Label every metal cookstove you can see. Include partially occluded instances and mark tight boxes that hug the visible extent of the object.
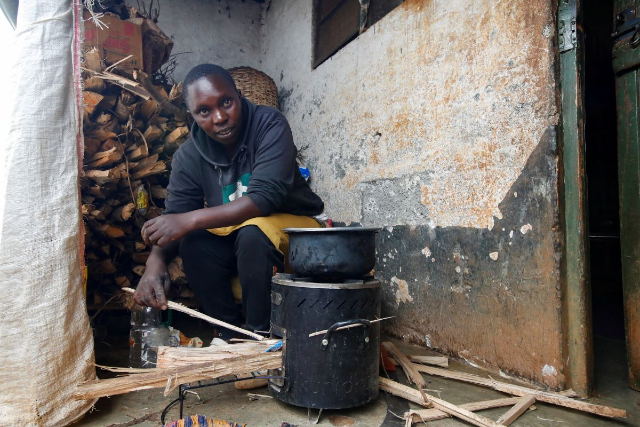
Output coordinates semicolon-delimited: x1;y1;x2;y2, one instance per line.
268;273;381;421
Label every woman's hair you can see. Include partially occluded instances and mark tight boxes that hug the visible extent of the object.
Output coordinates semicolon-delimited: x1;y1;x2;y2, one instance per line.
183;64;238;104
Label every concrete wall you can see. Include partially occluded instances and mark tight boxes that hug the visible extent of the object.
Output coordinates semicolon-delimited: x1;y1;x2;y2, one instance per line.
261;0;564;388
151;0;264;83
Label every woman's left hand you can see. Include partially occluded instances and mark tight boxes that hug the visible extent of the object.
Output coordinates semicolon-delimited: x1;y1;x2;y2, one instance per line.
141;212;194;247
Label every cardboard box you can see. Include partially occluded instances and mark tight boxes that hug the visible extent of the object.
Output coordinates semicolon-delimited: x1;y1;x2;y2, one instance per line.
83;12;143;72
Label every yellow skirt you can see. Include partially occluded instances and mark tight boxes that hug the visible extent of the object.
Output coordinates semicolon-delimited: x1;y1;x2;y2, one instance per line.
208;213;322;300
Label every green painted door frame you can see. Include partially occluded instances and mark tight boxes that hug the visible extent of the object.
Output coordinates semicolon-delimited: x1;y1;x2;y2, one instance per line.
559;0;594;398
612;0;640;392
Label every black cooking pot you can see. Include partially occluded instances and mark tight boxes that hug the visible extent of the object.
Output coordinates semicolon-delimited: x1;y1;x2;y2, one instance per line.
284;227;381;280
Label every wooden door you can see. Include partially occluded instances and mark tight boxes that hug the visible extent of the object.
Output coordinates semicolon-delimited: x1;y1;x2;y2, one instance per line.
612;0;640;391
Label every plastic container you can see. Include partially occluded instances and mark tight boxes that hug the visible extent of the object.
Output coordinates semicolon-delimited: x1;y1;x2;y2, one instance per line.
129;306;177;368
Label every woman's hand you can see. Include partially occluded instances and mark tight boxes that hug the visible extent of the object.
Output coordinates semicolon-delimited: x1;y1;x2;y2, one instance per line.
141;212;194;247
133;258;171;310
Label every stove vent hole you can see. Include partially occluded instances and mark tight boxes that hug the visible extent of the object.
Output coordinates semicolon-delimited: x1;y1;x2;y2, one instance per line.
369;297;377;308
361;298;369;309
297;298;306;307
309;299;320;308
336;300;346;310
349;300;359;309
322;300;333;309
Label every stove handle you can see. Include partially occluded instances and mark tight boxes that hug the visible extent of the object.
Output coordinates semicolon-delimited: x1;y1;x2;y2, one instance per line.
321;319;371;350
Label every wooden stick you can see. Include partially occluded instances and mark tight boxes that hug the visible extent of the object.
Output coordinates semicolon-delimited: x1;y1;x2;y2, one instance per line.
406;397;522;424
424;393;506;427
409;355;449;368
496;395;536;426
379;377;502;427
122;287;265;341
308;316;394;337
379;376;428;407
413;364;627;419
382;342;428;402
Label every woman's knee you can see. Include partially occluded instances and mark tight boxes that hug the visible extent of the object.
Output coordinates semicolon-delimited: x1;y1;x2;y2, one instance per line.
179;229;215;259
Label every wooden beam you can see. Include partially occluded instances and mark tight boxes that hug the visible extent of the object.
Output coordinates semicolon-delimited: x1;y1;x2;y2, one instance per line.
496;395;536;426
409;355;449;368
406;397;522;424
413;364;626;419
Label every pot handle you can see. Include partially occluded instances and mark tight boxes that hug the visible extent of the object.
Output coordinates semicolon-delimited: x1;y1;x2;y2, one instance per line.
321;319;371;350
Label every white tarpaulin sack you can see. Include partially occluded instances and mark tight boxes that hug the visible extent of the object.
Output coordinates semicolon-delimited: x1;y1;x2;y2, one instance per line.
0;0;97;425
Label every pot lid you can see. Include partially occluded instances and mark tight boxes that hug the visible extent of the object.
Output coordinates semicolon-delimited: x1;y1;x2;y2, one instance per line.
283;227;381;233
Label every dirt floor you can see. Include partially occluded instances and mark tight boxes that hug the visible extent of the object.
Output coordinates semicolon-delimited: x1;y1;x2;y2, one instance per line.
75;312;640;426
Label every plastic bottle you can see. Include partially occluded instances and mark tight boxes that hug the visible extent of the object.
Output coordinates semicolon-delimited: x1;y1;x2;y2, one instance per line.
136;184;149;216
129;306;176;368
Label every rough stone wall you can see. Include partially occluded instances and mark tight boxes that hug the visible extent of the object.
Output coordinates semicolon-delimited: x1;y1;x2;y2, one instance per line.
261;0;564;387
150;0;264;82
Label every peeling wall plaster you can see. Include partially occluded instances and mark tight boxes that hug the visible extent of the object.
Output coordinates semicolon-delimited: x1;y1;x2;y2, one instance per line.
261;0;558;229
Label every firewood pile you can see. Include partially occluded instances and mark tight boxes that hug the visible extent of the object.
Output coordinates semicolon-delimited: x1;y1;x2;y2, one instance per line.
81;6;192;307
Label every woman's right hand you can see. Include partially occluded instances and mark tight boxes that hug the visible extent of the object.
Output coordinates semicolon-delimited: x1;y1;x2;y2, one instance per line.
133;258;171;310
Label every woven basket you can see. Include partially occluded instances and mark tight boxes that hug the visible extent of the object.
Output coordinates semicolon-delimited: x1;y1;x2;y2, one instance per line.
228;66;280;110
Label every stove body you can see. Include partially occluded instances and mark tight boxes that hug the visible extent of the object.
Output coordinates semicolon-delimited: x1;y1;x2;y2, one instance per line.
269;273;381;409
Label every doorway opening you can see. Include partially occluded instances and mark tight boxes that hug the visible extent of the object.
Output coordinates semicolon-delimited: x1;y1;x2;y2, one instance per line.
583;0;626;377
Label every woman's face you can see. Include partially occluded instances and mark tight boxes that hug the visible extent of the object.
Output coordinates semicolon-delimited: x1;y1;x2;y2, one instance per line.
186;75;242;148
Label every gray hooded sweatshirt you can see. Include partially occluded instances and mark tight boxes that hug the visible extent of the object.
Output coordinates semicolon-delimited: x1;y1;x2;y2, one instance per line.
164;98;324;217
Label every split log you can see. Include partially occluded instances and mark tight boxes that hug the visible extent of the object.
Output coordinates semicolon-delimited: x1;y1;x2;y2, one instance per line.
131;251;149;264
73;351;282;400
163;126;189;145
142;125;164;143
110;202;135;222
89;204;113;220
157;339;280;368
126;143;149;161
139;99;158;121
131;160;168;179
98;224;126;239
84;76;105;93
134;242;147;252
85;164;127;185
134;71;186;120
84;137;102;159
167;257;187;285
83;91;104;116
122;287;265;341
496;395;536;426
86;146;123;168
406;397;523;424
413;364;627;419
84;128;118;141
